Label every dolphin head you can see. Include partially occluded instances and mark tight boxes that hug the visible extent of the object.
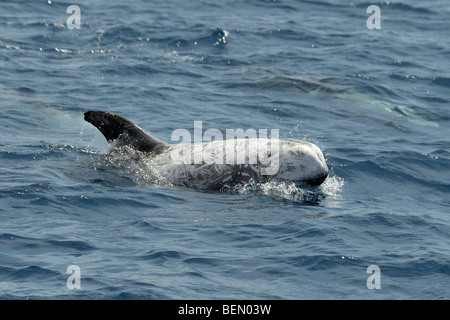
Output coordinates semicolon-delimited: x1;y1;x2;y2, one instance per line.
275;140;328;186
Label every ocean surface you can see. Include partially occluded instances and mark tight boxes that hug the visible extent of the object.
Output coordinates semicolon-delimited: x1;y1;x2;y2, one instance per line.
0;0;449;300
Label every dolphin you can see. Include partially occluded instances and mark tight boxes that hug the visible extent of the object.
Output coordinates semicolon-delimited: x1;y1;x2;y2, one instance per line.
84;111;328;189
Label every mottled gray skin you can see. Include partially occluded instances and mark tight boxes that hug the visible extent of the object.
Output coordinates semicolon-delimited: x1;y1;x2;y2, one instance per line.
84;111;328;188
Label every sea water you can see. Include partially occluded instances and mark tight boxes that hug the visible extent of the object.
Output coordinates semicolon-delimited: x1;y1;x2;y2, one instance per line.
0;0;449;299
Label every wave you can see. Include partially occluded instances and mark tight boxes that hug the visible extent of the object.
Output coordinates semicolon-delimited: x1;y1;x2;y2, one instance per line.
336;152;450;195
0;233;96;254
242;75;350;96
356;1;434;14
431;77;450;88
95;26;230;50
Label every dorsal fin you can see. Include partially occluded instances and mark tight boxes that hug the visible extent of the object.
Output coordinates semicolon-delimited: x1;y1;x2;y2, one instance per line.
84;111;168;153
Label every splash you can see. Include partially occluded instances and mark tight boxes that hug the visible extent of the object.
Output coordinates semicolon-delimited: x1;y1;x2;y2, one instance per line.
87;144;343;203
235;174;344;203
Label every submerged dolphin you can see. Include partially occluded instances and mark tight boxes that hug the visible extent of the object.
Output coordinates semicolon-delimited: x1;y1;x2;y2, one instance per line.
84;111;328;189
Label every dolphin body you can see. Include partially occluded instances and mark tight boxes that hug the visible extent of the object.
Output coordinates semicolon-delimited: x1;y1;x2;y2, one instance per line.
84;111;328;189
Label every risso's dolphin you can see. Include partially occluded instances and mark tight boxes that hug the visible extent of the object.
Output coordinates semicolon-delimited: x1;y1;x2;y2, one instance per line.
84;111;328;189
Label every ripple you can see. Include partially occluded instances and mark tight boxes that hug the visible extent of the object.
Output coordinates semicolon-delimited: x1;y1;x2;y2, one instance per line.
0;233;96;253
431;76;450;88
5;266;60;280
139;250;184;263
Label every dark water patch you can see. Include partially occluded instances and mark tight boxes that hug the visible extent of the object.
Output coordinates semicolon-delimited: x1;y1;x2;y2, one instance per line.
382;258;450;278
130;219;166;232
0;143;88;162
99;63;160;76
195;28;230;49
97;26;145;45
356;2;434;14
0;183;55;200
45;239;95;252
16;86;35;94
387;60;422;68
346;160;403;181
197;56;249;66
139;250;184;263
240;76;350;96
376;151;450;187
298;0;347;9
344;156;450;196
414;94;448;105
108;286;169;300
5;266;60;280
141;28;230;51
249;0;297;11
112;291;151;300
388;73;426;82
428;149;450;158
61;195;160;210
183;257;220;267
359;83;402;99
0;233;96;253
431;77;450;88
263;29;317;42
288;254;360;271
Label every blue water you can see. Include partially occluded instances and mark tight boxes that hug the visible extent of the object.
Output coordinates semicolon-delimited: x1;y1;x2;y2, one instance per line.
1;0;449;299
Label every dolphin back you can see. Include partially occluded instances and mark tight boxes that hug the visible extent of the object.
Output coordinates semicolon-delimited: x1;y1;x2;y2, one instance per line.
84;110;168;153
